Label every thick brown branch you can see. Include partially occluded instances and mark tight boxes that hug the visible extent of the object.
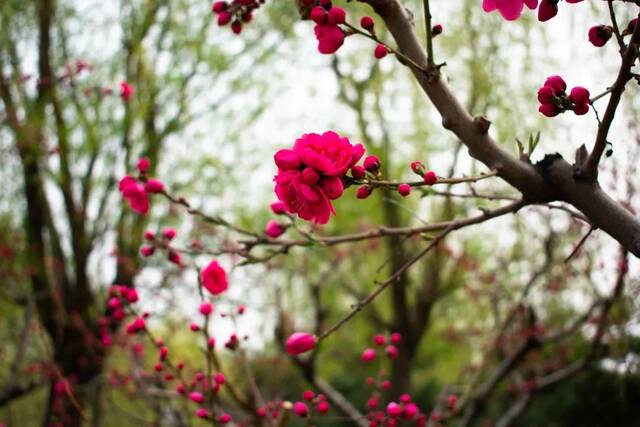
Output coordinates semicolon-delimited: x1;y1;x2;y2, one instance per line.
358;0;640;257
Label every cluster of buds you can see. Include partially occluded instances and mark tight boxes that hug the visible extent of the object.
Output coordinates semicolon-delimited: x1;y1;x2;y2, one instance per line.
139;227;179;264
307;0;347;54
589;18;638;48
361;332;402;362
353;154;382;199
287;390;331;419
211;0;264;34
537;75;590;117
119;157;165;215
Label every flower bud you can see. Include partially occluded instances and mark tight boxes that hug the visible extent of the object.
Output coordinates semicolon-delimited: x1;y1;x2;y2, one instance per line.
360;16;375;31
310;6;326;24
199;302;213;316
137;157;150;173
361;348;377;362
539;103;559;117
374;44;388;59
356;186;373;199
410;161;425;176
189;392;204;403
293;401;309;417
363;155;381;172
544;75;566;95
162;227;176;240
569;86;590;105
588;25;613;47
212;1;227;13
351;165;366;180
386;402;402;417
398;183;411;197
327;7;346;25
265;220;285;238
423;171;438;185
317;401;330;414
285;332;316;356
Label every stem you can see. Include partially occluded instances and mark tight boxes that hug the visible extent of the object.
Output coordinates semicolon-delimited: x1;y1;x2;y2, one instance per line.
423;0;434;65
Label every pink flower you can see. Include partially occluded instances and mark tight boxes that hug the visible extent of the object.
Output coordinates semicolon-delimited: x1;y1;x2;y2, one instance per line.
200;261;228;295
196;408;208;419
303;390;315;401
285;332;316;356
274;131;365;224
482;0;538;21
219;413;232;424
120;81;134;101
265;220;285;238
293;132;364;177
119;176;149;214
314;23;345;54
274;170;334;224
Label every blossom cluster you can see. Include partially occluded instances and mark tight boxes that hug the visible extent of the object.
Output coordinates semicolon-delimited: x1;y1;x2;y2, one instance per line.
119;157;165;215
360;333;457;426
273;131;365;224
537;75;590;117
482;0;584;22
211;0;263;34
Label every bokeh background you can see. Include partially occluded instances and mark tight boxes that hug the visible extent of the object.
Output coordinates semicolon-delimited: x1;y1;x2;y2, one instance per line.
1;0;640;426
